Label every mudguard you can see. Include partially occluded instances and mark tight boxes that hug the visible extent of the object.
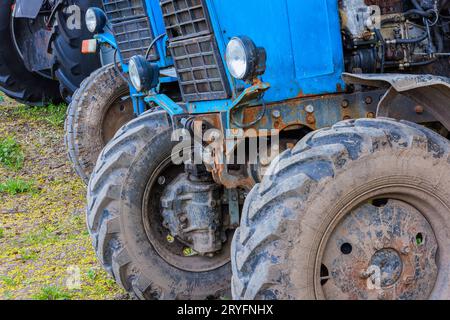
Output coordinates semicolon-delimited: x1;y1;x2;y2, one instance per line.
14;0;45;18
343;73;450;131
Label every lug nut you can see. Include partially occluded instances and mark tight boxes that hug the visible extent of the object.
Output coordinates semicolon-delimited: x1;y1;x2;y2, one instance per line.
166;234;175;243
272;110;281;118
401;246;410;255
341;100;349;108
305;105;314;113
360;269;375;279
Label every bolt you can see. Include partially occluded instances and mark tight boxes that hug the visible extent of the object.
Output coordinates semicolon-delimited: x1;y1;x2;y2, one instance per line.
341;99;350;108
272;110;281;118
404;276;415;285
166;234;175;243
401;246;410;255
367;112;376;118
183;247;196;257
179;216;187;223
343;115;352;120
360;269;376;279
305;104;314;113
158;176;166;185
415;105;424;114
365;96;373;105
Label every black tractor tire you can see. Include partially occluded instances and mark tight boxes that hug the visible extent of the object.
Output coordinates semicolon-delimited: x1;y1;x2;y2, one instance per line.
0;0;60;105
232;118;450;300
52;0;102;102
87;110;232;299
65;63;134;184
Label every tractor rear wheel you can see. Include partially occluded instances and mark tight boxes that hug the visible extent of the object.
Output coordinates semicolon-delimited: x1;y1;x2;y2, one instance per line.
87;110;231;299
0;0;60;105
232;118;450;300
52;0;102;102
65;63;134;184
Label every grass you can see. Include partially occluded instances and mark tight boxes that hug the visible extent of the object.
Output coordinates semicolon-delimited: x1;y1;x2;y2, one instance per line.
17;249;39;262
0;98;126;300
0;276;17;286
13;103;67;127
0;228;4;238
0;137;24;170
0;178;36;195
32;286;72;300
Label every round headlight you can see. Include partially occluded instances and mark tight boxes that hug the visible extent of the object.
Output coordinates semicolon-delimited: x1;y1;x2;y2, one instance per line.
85;7;107;34
225;36;266;81
226;38;248;80
129;55;160;92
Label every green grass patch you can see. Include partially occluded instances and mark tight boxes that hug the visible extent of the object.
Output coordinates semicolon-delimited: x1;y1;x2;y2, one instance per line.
0;178;36;195
0;228;4;238
32;286;72;300
13;103;67;127
0;137;24;170
18;248;39;262
22;225;59;246
0;275;17;286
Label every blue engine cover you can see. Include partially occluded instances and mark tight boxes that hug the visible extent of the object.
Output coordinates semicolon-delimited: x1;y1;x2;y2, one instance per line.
207;0;346;103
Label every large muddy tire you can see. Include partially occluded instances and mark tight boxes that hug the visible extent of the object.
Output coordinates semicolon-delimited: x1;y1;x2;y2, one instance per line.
0;0;60;105
87;111;231;299
232;118;450;300
65;64;134;184
52;0;102;102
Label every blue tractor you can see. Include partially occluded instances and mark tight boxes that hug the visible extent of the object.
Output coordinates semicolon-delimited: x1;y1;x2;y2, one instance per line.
81;0;450;299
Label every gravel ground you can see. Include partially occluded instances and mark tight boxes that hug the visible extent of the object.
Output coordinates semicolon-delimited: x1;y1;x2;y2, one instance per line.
0;92;127;300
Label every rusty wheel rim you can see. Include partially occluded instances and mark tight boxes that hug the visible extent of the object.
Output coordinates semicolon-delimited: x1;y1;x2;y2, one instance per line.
316;198;438;300
317;197;438;300
142;156;231;273
101;91;134;144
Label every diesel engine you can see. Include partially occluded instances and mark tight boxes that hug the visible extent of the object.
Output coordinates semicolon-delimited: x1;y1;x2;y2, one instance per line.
341;0;450;73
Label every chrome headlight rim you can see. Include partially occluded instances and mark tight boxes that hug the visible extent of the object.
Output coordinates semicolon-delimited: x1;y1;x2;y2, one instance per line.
225;36;266;82
85;7;107;34
128;55;160;92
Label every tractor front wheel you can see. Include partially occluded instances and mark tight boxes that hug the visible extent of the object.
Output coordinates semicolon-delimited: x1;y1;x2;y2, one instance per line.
87;110;231;299
65;63;134;184
232;118;450;300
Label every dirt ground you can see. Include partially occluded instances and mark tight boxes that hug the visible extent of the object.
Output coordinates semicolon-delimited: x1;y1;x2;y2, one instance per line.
0;92;127;300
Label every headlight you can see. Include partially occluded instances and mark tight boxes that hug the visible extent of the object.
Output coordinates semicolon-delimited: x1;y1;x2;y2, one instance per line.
129;55;160;92
225;36;266;81
85;7;107;34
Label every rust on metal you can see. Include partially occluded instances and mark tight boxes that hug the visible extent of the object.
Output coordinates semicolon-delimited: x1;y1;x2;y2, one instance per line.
321;199;438;300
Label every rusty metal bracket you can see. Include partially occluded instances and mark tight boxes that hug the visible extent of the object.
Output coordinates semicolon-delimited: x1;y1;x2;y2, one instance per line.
343;73;450;130
227;81;270;129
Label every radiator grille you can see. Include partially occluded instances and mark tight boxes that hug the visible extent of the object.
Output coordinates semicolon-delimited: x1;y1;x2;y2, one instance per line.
102;0;158;62
160;0;229;101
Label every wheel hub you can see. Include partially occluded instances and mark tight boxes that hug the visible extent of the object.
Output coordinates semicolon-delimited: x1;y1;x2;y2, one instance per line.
320;199;438;300
369;248;403;288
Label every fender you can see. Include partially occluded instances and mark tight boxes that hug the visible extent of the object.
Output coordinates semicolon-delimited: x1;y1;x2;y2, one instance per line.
14;0;45;19
343;73;450;131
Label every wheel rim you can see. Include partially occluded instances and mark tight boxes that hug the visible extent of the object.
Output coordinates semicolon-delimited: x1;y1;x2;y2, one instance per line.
317;193;439;300
101;91;134;143
142;156;231;273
